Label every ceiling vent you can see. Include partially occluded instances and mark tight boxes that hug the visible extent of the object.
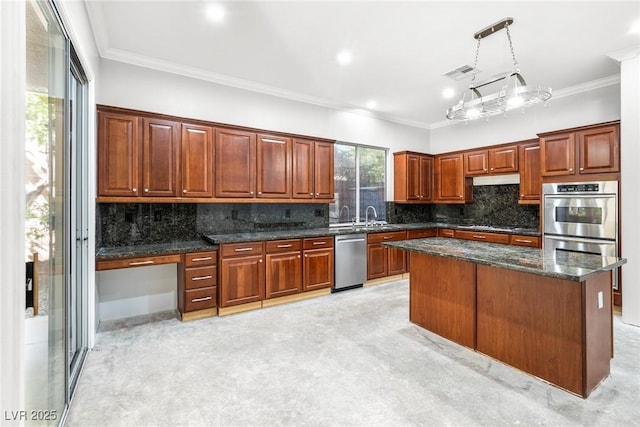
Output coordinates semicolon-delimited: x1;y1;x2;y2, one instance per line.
443;64;479;81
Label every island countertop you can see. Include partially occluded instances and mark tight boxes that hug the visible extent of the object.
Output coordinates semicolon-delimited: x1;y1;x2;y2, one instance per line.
384;237;627;282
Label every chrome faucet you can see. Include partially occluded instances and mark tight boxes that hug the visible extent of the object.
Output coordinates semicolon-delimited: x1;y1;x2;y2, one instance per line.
339;205;350;223
365;205;377;227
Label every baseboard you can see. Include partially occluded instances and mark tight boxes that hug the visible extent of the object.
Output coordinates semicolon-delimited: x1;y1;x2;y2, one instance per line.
180;307;217;321
262;288;331;308
218;301;262;316
365;274;405;287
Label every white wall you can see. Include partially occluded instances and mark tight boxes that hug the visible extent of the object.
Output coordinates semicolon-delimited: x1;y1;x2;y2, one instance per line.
430;84;621;153
617;52;640;326
0;0;26;420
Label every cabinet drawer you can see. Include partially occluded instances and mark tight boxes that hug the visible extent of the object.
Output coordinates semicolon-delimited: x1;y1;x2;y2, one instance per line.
184;266;217;290
220;241;264;258
184;286;217;312
265;239;302;253
367;231;407;244
407;229;437;239
303;237;334;250
454;230;510;244
96;254;181;271
185;251;217;267
438;228;455;238
510;235;541;248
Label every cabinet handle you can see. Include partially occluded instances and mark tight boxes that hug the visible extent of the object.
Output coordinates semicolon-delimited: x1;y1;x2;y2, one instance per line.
277;244;293;248
234;248;253;252
250;191;254;195
132;188;137;193
309;193;313;196
258;191;262;195
144;188;149;193
191;296;212;303
259;259;263;263
191;275;213;281
191;256;212;262
580;167;584;171
484;168;488;171
183;189;187;194
383;236;392;240
297;255;301;258
515;239;532;243
305;254;308;257
569;168;574;172
261;138;286;144
129;260;154;266
521;194;525;197
490;167;494;171
312;242;326;245
472;235;487;239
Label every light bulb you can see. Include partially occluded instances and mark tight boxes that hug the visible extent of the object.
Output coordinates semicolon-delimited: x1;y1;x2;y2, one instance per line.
508;95;524;108
465;108;481;119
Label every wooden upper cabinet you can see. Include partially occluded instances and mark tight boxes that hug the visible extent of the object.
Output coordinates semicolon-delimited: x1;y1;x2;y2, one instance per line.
393;152;433;203
540;123;620;177
518;141;541;204
578;125;619;174
181;123;213;198
464;145;518;176
314;141;334;199
292;138;334;200
97;111;140;197
215;128;256;198
142;118;180;197
257;134;291;199
434;153;472;204
488;144;518;174
464;150;489;176
540;132;576;176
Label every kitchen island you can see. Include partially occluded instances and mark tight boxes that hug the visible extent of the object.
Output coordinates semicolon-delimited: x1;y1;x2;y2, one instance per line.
383;238;627;398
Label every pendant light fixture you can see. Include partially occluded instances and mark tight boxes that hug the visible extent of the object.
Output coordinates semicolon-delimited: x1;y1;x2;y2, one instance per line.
446;17;552;121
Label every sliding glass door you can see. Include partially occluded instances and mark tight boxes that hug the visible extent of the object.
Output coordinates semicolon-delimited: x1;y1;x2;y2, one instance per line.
25;0;89;424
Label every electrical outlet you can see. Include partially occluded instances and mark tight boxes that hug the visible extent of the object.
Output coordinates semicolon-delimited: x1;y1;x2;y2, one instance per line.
315;208;324;217
231;210;238;220
598;291;604;309
284;209;291;219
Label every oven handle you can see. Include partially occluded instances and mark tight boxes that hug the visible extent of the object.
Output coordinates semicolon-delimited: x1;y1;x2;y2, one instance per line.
544;234;615;245
543;194;616;200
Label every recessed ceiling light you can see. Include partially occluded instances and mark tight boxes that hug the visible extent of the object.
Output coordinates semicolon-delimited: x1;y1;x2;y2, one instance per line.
206;4;225;23
366;100;377;109
442;88;456;99
336;50;352;66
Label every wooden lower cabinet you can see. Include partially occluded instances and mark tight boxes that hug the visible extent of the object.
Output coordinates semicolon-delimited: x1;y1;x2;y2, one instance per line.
367;231;407;280
265;239;302;299
303;237;334;291
219;242;265;308
178;251;218;316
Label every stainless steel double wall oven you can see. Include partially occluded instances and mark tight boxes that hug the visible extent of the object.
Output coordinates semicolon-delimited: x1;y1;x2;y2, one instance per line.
542;181;619;289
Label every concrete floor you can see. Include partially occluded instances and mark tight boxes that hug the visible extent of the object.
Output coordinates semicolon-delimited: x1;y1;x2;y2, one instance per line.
66;280;640;426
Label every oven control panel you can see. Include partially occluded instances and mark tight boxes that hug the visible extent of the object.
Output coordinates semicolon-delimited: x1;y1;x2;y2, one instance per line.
556;183;599;193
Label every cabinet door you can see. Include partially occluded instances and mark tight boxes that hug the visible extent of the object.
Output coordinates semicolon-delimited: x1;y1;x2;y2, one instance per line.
578;125;619;174
292;138;314;199
257;134;291;198
265;251;302;299
518;142;541;204
303;248;334;291
215;128;256;198
406;154;422;200
435;154;466;202
98;111;140;197
142;118;180;197
367;243;388;280
464;150;489;176
314;142;334;199
219;254;264;307
489;145;518;174
181;123;213;198
540;132;576;176
419;155;434;202
388;247;406;276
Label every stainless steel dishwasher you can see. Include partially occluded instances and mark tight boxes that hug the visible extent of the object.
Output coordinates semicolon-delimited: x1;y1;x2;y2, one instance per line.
334;234;367;291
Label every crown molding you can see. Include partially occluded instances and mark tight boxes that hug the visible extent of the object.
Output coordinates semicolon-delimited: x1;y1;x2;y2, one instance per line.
84;1;109;57
101;47;431;129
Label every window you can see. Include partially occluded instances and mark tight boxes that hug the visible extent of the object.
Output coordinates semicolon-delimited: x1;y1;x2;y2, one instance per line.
331;143;387;224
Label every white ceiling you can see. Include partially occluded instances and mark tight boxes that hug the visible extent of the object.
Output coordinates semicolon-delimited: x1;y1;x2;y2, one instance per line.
85;1;640;129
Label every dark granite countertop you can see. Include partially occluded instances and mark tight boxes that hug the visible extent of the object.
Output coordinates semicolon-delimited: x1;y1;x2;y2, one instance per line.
95;223;540;260
383;237;626;282
96;240;216;261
